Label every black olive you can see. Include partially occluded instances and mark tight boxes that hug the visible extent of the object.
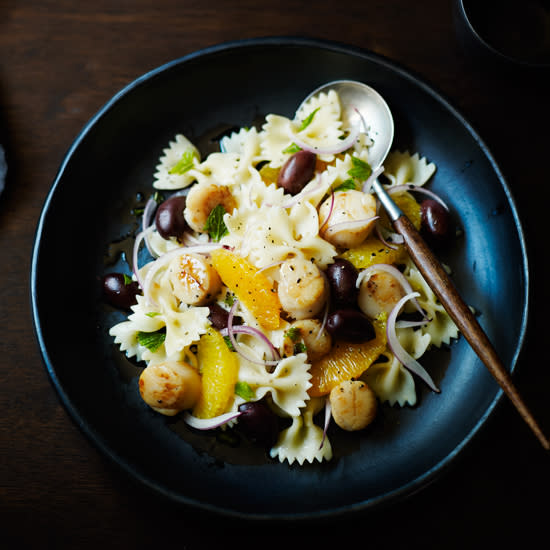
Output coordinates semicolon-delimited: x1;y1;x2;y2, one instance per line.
237;399;279;448
208;303;242;330
420;199;452;250
326;309;375;342
325;259;359;307
277;150;317;195
102;273;140;309
155;195;188;241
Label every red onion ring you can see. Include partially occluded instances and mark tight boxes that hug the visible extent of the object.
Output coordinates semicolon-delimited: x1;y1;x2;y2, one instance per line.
387;292;440;393
132;225;156;291
387;184;450;211
183;410;242;430
319;397;332;450
323;215;379;236
142;196;159;257
361;165;385;194
318;190;335;232
224;301;280;367
374;223;403;250
293;122;360;156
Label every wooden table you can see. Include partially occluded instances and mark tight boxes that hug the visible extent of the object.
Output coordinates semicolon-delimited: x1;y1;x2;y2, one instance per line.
2;1;548;546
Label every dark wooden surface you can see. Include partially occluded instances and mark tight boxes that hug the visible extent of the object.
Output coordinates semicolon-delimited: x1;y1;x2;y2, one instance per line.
1;1;548;547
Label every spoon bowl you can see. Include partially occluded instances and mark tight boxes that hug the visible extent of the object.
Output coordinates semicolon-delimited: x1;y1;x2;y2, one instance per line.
300;80;394;169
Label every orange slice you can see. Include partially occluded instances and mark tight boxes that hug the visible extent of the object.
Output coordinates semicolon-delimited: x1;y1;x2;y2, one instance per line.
341;237;405;269
211;248;282;330
193;329;239;419
380;191;422;230
308;315;387;397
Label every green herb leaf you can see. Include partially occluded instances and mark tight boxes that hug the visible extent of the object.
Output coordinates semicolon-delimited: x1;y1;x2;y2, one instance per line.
223;335;236;351
333;179;357;192
284;327;301;342
203;204;229;242
145;311;161;318
153;191;164;204
298;107;320;131
224;292;235;307
235;381;255;401
137;329;166;352
294;342;307;355
123;273;134;285
347;156;372;181
282;142;302;154
168;150;196;175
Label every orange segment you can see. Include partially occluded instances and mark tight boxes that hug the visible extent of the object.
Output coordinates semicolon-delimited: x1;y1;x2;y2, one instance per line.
211;248;282;330
381;191;422;230
308;316;387;397
341;237;405;269
193;329;239;419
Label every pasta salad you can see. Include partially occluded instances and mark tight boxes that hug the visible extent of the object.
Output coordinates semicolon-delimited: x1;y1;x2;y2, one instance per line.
104;89;458;465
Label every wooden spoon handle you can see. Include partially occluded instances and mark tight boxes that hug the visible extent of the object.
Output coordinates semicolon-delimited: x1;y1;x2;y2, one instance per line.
393;215;549;450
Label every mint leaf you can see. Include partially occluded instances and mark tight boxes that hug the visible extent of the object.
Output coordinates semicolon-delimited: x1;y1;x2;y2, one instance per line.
347;156;372;181
333;179;357;192
235;381;255;401
298;107;320;131
203;204;228;242
168;150;196;175
123;273;134;285
224;292;235;307
223;335;236;351
284;327;301;342
137;328;166;352
282;142;301;154
294;342;307;355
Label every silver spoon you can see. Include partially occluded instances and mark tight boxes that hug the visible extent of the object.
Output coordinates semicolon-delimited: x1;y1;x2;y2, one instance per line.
300;79;549;450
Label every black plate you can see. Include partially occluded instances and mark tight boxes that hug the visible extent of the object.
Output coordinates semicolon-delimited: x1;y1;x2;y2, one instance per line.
31;37;528;519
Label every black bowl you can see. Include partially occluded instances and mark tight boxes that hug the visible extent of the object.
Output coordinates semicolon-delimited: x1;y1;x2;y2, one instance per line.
31;37;528;519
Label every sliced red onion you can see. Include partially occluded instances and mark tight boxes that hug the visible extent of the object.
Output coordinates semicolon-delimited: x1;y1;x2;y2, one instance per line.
224;301;280;367
374;223;403;249
132;225;156;290
362;165;385;194
141;242;223;306
387;292;440;393
388;184;450;211
316;272;330;342
356;263;427;319
276;174;323;208
293;122;360;156
142;196;159;257
183;410;242;430
319;190;335;232
395;319;431;329
319;397;332;450
257;260;285;274
323;215;379;236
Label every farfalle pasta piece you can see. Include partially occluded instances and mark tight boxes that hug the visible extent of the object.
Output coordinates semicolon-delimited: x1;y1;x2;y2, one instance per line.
270;398;333;465
236;348;312;417
109;276;210;363
220;126;263;164
223;200;336;269
260;114;297;168
362;353;417;406
153;134;201;190
294;90;343;156
403;259;459;347
384;151;436;187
